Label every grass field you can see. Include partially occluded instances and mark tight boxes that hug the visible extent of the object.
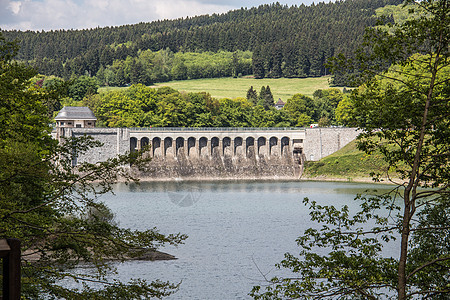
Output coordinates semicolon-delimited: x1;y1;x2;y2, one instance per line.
99;76;337;101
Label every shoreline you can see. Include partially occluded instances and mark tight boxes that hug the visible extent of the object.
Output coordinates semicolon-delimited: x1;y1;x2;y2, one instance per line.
23;249;177;262
127;174;397;185
300;175;398;185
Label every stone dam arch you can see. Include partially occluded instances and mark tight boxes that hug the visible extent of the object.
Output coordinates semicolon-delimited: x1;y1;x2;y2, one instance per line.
56;127;360;180
130;129;301;160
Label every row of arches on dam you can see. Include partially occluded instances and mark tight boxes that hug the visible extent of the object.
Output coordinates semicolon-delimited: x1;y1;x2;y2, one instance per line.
130;136;303;159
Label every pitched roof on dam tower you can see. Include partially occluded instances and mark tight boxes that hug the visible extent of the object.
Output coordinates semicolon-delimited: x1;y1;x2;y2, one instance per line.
55;106;97;121
55;106;97;129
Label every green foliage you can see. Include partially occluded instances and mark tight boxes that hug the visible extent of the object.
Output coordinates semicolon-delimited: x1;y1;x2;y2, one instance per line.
280;88;348;126
311;88;345;123
317;116;331;127
375;3;420;28
31;71;346;129
253;1;450;299
68;75;99;101
250;194;400;299
0;33;186;299
171;56;188;81
92;84;295;128
94;50;252;86
216;97;254;127
246;86;258;105
283;94;315;126
335;94;354;125
408;196;450;298
257;85;274;110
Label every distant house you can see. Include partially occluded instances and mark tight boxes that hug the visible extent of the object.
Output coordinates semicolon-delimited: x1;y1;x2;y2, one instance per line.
275;98;285;110
55;106;97;128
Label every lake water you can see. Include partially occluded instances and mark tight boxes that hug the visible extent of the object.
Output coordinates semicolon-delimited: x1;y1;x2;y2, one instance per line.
97;180;396;299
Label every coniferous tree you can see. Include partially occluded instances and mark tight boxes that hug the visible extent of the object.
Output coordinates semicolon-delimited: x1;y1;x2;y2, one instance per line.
246;86;258;105
262;85;274;109
257;86;266;106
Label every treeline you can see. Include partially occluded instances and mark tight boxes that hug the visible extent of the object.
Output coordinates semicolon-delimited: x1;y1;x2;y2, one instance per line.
56;81;349;128
95;50;252;86
3;0;402;84
36;73;348;127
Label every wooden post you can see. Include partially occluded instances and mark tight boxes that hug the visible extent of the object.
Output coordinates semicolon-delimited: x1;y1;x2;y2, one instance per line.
1;239;21;300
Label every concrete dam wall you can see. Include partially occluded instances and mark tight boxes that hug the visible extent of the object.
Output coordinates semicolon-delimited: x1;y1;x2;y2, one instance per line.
57;127;360;180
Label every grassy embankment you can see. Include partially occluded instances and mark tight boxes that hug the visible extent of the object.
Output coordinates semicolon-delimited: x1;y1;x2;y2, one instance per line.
303;139;393;183
100;76;336;101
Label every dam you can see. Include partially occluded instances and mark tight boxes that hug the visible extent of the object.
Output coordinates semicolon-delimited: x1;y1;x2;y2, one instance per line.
56;127;360;180
129;127;304;159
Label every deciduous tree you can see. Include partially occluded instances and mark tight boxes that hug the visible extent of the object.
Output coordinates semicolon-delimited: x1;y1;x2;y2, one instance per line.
283;93;315;127
0;33;186;299
251;1;450;299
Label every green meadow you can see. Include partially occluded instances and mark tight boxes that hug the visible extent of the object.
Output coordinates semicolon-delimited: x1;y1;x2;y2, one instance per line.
100;76;337;101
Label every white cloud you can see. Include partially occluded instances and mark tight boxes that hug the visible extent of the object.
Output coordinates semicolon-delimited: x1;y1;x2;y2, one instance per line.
1;0;235;31
0;0;334;31
153;0;233;20
8;1;22;14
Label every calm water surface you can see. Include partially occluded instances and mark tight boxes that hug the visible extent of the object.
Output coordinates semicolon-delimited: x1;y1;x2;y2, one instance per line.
98;180;395;299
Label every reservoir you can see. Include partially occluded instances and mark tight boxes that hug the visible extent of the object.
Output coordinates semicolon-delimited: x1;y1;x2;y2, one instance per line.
98;180;396;299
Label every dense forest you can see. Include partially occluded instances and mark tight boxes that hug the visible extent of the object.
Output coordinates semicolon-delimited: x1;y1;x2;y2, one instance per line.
2;0;402;86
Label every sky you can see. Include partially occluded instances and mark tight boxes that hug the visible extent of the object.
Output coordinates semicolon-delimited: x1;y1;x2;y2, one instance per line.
0;0;332;31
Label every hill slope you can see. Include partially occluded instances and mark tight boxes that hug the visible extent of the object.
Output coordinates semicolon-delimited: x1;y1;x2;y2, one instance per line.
3;0;402;82
303;139;391;182
98;76;334;100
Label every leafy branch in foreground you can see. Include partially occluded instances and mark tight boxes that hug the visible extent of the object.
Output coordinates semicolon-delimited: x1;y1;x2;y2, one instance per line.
251;1;450;299
0;32;186;299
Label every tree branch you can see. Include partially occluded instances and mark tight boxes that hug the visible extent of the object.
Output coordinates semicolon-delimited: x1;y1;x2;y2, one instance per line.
406;256;450;281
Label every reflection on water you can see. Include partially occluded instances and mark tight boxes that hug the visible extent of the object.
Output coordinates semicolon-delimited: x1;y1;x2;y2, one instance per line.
93;180;396;299
119;180;393;195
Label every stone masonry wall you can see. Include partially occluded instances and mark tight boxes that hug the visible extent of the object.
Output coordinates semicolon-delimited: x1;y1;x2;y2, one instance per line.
63;128;130;164
303;128;360;161
56;127;360;179
134;148;301;180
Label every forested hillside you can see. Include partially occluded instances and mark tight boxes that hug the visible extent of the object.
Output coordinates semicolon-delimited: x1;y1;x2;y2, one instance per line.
2;0;402;85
